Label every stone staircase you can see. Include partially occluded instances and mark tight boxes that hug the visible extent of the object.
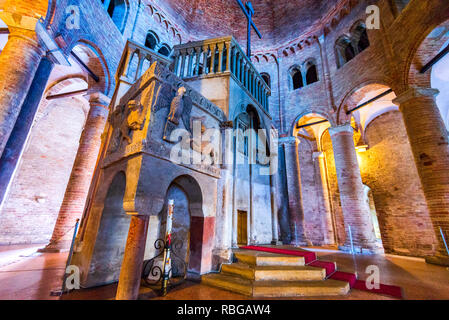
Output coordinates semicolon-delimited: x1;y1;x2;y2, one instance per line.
202;250;350;297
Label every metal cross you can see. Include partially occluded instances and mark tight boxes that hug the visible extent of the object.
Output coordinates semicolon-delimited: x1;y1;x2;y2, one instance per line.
235;0;262;57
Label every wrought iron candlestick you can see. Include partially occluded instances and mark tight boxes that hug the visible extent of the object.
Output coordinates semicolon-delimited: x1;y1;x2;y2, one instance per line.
141;199;187;296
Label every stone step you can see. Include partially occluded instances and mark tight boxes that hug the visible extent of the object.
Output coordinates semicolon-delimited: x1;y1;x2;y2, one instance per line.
201;273;350;297
222;263;326;281
234;251;305;267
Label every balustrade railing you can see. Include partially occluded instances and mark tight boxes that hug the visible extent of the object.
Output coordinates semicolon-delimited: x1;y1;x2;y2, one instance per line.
172;36;271;113
117;40;173;84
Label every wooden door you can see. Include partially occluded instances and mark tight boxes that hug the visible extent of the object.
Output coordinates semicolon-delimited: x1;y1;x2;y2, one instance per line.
237;210;248;246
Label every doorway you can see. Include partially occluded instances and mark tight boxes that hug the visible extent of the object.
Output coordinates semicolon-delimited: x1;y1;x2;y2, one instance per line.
237;210;248;246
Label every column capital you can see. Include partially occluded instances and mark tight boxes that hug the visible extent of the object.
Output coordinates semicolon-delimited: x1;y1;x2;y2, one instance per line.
279;136;300;146
393;87;439;106
84;92;111;109
0;11;39;32
328;123;353;138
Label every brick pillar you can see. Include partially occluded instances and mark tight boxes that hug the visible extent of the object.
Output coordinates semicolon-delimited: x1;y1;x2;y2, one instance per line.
116;215;149;300
328;124;377;253
393;88;449;266
281;137;307;246
42;93;110;252
0;29;43;156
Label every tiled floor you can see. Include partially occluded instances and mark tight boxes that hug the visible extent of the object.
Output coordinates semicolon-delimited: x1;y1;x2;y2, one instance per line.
0;245;448;300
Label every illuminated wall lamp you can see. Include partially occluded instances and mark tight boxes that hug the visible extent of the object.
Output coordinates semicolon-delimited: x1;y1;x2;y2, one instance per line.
356;145;368;153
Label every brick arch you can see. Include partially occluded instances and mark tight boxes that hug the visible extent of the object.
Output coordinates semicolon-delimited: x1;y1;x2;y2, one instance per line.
36;75;90;122
336;80;396;125
290;110;335;138
400;2;449;91
406;19;449;90
67;39;112;96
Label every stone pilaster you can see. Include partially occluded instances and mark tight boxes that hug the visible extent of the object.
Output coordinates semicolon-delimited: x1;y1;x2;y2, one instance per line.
280;136;307;246
116;215;150;300
213;122;234;266
394;87;449;266
41;93;110;252
328;124;377;253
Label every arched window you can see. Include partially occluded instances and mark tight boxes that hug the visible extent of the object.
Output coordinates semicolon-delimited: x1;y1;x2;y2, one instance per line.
291;67;303;90
305;62;318;85
352;23;370;53
105;0;128;33
158;44;171;57
261;73;271;88
335;36;355;68
145;31;159;50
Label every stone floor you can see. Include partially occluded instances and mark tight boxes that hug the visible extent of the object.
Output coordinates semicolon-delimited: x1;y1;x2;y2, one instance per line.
0;244;448;300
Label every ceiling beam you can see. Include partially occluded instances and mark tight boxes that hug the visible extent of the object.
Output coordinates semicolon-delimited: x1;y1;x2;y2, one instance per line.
346;89;394;115
420;43;449;74
296;119;329;129
46;89;88;100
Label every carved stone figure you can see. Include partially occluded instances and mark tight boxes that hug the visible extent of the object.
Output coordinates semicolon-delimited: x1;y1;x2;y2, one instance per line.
163;86;193;142
167;87;186;125
126;100;146;131
190;119;217;165
109;99;146;153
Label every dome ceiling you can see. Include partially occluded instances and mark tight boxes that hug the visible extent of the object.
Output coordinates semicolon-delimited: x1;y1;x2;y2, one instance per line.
155;0;343;51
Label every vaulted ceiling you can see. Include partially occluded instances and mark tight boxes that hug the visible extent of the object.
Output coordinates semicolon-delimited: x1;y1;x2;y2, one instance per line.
155;0;343;51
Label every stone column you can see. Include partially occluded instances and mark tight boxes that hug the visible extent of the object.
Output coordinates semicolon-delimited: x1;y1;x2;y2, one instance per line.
42;93;110;252
116;215;149;300
270;172;280;245
0;28;44;156
280;137;307;246
393;87;449;266
213;122;234;264
314;152;335;245
0;56;54;205
329;124;377;253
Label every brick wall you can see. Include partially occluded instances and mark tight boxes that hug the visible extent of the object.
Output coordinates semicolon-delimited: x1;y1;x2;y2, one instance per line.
0;97;86;244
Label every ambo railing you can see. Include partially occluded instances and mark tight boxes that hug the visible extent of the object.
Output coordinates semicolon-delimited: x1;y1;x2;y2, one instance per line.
172;36;271;113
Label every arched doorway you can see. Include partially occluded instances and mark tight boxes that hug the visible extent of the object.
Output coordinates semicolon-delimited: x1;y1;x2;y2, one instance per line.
293;113;335;246
145;175;208;277
87;172;131;286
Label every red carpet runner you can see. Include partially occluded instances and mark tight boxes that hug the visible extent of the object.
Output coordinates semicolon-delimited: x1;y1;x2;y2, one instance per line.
240;246;403;299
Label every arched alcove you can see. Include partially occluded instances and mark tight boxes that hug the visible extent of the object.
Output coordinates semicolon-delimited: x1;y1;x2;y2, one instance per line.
335;36;355;68
145;31;159;50
150;175;206;275
105;0;129;33
158;43;171;57
87;171;131;286
290;66;303;90
304;61;319;85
